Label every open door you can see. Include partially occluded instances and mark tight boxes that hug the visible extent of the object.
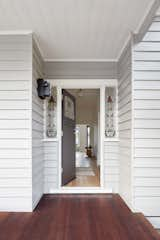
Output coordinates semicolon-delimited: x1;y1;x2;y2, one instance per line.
62;89;76;185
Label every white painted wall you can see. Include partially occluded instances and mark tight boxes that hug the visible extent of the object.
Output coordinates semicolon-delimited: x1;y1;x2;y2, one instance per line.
0;34;44;211
77;124;87;152
75;90;99;125
133;16;160;228
104;141;119;192
0;34;33;211
116;16;160;229
74;90;99;155
44;141;58;193
118;41;132;207
93;124;98;158
32;40;44;209
117;15;160;228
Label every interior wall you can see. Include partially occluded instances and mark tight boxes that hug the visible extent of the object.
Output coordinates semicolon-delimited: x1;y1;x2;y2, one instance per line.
77;124;97;157
69;89;99;157
96;112;100;165
133;16;160;228
77;124;87;152
0;34;33;211
32;39;44;209
76;109;97;125
118;40;132;208
93;125;98;158
75;91;99;125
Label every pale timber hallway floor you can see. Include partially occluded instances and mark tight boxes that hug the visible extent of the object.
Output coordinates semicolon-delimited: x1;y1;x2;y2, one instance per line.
65;152;100;187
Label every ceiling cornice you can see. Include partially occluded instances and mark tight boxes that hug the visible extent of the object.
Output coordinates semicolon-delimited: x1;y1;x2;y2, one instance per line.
44;58;117;63
0;30;33;35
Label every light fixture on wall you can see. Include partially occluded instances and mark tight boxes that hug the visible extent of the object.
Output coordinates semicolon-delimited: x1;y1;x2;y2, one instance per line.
37;78;50;99
46;86;57;138
105;87;116;137
77;89;83;97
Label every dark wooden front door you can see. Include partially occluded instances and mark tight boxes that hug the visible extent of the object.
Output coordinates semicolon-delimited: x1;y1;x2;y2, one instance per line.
62;89;76;186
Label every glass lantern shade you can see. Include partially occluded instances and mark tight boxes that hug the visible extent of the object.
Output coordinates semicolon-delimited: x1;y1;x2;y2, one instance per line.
105;88;116;137
46;87;57;138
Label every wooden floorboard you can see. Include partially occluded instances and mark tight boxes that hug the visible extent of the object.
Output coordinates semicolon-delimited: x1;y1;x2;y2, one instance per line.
0;194;159;240
65;157;100;187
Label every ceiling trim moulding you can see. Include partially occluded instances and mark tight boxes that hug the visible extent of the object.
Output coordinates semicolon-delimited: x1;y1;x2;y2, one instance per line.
0;30;33;35
44;58;118;63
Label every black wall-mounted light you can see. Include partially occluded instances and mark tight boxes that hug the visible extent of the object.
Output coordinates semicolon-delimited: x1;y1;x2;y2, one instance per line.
37;78;50;99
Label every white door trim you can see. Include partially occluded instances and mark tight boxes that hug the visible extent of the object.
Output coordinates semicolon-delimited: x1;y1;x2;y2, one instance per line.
47;79;117;194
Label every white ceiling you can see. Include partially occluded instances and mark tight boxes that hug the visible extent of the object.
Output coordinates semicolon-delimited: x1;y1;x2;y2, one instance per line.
0;0;155;61
67;89;99;108
68;89;99;98
68;89;99;124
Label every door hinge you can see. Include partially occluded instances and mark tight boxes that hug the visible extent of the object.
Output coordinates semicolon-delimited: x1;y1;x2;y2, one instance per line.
61;131;63;137
61;168;63;173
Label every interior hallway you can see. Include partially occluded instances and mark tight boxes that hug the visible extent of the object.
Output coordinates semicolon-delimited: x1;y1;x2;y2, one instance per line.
0;194;159;240
65;152;100;187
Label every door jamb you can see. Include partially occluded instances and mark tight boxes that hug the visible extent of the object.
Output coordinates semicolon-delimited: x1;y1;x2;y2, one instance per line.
51;79;118;194
58;84;104;193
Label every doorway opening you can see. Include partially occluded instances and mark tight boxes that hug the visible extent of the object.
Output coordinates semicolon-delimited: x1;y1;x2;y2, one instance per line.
62;88;100;187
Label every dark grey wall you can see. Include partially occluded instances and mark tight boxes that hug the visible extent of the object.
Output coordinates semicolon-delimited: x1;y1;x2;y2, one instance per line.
44;61;117;79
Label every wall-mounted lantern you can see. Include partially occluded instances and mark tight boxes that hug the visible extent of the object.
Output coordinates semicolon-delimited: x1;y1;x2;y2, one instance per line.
46;86;57;138
37;78;50;99
105;87;116;137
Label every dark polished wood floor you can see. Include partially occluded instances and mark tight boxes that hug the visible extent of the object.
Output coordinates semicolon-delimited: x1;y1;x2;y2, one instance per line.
0;194;159;240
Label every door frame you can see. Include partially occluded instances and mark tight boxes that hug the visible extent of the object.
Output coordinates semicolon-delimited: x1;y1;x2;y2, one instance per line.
50;79;117;193
61;89;76;186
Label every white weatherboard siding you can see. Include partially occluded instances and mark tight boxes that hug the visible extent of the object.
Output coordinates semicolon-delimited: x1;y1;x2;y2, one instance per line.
133;16;160;228
32;40;44;208
43;140;119;193
118;41;132;207
104;141;119;192
0;34;32;211
0;34;44;211
44;141;58;193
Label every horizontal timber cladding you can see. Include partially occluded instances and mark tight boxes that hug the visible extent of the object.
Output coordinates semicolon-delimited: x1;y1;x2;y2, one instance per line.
0;34;44;211
117;40;132;208
104;141;119;192
0;34;33;211
43;141;59;193
32;39;44;209
133;16;160;228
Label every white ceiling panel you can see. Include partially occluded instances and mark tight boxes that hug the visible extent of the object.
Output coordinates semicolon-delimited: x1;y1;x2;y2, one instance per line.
0;0;155;60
